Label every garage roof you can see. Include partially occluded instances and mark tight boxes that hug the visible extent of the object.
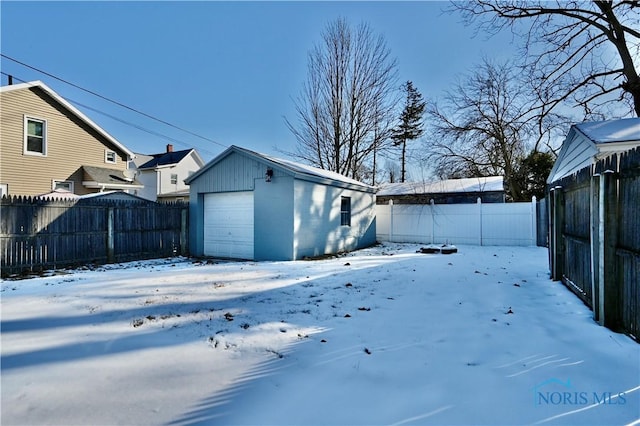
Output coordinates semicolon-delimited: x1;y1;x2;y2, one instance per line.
186;145;375;192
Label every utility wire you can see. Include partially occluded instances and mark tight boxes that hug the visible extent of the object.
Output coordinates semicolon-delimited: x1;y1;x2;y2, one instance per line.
1;71;217;157
1;54;228;149
71;100;218;157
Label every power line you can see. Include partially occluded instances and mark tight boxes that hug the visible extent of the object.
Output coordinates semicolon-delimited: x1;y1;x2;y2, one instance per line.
1;71;217;157
70;99;218;157
1;54;228;149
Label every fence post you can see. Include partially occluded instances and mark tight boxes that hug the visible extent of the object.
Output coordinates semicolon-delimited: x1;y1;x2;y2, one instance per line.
106;207;114;263
531;196;537;247
180;208;188;256
430;199;435;244
388;199;394;242
550;186;564;281
477;197;483;246
591;173;601;323
602;169;621;330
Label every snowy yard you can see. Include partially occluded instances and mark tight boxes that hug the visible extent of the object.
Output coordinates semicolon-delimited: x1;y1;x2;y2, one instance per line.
1;243;638;425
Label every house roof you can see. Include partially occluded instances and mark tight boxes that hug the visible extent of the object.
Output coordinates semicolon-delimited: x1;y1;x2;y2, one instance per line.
548;117;640;183
82;166;143;190
36;188;81;200
574;117;640;144
377;176;504;196
0;80;136;159
137;149;203;169
157;189;190;198
78;190;152;202
186;145;375;192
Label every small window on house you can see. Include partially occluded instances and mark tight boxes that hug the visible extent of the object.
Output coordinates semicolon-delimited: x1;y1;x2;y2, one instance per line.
340;196;351;226
0;184;8;198
171;173;178;185
24;117;46;155
105;150;117;164
53;180;74;193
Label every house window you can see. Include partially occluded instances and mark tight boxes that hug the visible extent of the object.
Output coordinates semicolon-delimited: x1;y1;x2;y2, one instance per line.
0;184;7;198
105;150;117;164
340;196;351;226
24;117;47;155
53;180;74;193
170;173;178;185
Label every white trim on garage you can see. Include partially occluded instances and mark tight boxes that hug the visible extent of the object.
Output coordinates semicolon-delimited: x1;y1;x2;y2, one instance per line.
203;191;254;259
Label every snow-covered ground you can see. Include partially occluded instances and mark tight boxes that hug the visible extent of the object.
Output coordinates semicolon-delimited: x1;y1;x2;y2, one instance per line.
1;244;638;425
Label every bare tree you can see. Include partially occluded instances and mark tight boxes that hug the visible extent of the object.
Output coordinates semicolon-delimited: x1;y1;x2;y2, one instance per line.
423;59;563;201
452;0;640;118
285;18;399;181
384;160;401;183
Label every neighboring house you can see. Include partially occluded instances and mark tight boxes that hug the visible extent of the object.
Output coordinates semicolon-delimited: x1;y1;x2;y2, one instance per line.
185;145;376;261
0;80;142;197
78;190;156;203
131;144;204;202
547;117;640;183
376;176;505;205
35;189;153;203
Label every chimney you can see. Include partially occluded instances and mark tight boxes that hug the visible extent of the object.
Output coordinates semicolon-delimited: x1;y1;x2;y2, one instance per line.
8;75;13;85
166;144;173;153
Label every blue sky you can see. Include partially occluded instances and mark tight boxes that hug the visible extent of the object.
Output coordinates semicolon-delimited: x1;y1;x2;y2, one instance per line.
1;1;518;166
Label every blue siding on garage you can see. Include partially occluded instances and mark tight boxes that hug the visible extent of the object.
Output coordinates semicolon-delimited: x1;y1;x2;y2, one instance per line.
254;177;295;260
188;151;288;193
188;151;290;256
293;180;376;259
187;146;376;260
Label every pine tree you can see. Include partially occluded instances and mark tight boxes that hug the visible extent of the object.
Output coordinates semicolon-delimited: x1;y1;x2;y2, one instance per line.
392;81;426;182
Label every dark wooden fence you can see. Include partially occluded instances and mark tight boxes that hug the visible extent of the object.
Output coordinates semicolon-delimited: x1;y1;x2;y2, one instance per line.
548;147;640;341
1;196;188;277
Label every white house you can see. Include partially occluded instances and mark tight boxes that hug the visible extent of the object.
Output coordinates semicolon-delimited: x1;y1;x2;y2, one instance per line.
547;117;640;183
184;145;377;261
131;144;204;202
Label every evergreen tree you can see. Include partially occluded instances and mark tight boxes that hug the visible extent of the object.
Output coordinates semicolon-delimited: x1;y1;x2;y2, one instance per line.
512;150;556;201
392;81;426;182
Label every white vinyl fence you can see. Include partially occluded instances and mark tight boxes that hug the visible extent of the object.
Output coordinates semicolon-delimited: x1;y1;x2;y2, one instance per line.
376;198;538;246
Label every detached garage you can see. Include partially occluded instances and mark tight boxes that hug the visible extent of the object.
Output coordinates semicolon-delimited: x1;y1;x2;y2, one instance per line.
185;146;376;261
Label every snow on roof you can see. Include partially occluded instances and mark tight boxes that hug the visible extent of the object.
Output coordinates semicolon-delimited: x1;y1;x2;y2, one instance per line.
575;117;640;144
256;150;372;189
35;188;80;200
78;191;152;202
198;146;374;191
377;176;504;196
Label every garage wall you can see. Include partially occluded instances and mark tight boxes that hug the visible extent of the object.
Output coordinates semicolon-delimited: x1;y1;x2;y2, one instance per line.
189;152;264;194
254;177;294;260
188;152;290;256
187;148;376;260
293;180;376;259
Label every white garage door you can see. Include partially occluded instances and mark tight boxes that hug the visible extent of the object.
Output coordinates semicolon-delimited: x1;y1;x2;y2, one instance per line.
203;191;254;259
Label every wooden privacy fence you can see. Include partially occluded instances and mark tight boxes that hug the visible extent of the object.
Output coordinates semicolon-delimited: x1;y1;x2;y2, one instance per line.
1;196;188;277
376;198;539;247
548;147;640;341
